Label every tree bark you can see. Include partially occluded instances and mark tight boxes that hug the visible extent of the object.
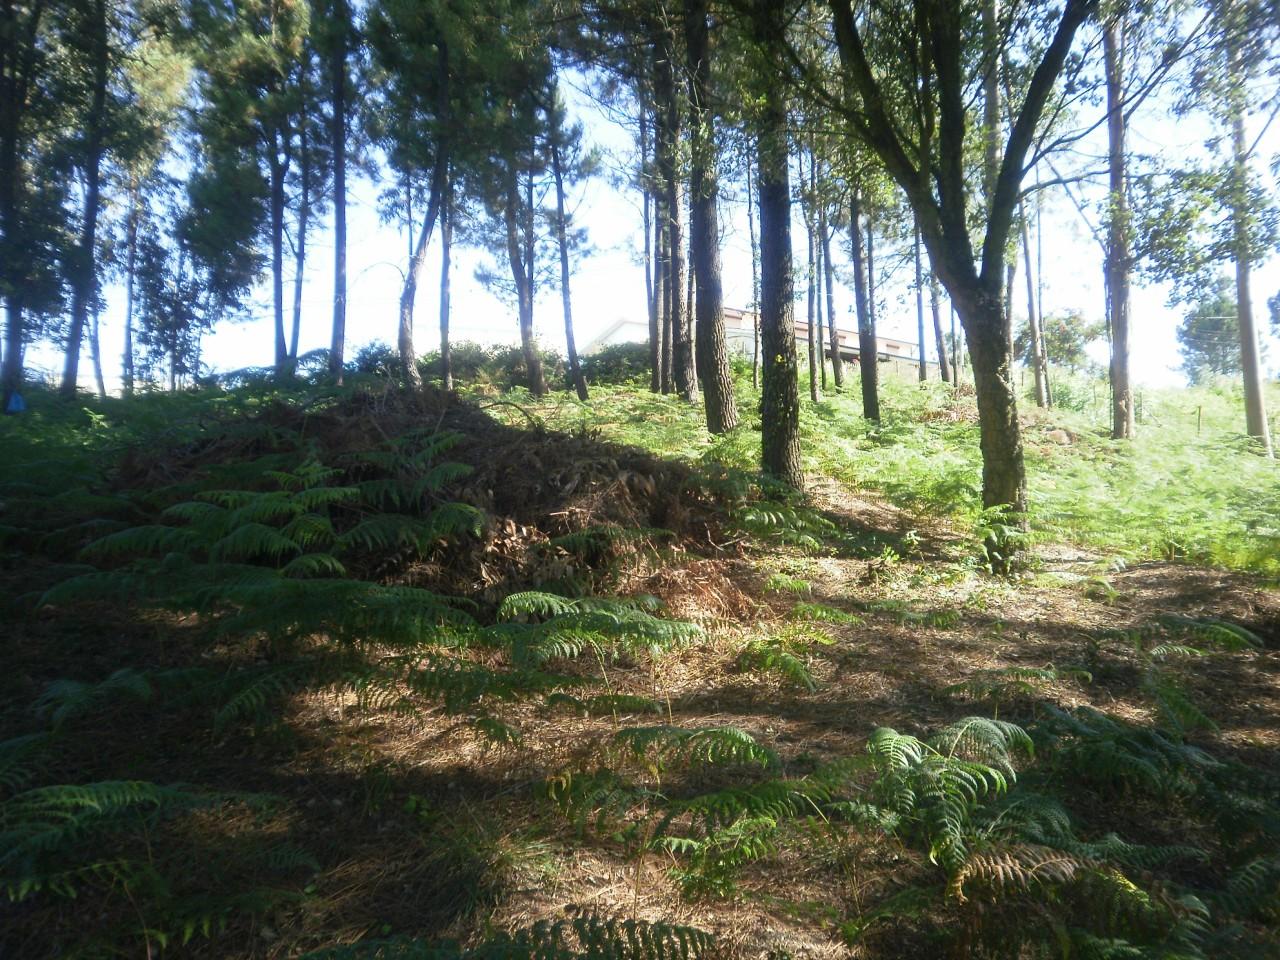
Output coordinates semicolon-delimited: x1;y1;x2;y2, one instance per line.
62;0;108;396
1004;260;1016;358
685;0;736;432
397;42;449;390
123;189;137;394
0;0;46;408
439;166;453;391
930;274;951;384
815;194;826;392
329;0;348;382
89;301;105;398
1103;18;1133;438
505;165;546;397
1227;33;1273;456
747;156;760;390
290;116;310;368
914;220;927;381
2;291;22;409
551;139;588;402
270;149;288;373
959;288;1026;513
805;158;819;403
820;209;842;388
642;108;658;393
981;0;1001;213
851;193;879;421
654;31;693;403
1019;200;1050;407
755;21;802;489
655;185;671;393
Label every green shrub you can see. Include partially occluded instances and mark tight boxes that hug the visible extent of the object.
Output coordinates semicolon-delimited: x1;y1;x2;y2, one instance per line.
580;342;651;385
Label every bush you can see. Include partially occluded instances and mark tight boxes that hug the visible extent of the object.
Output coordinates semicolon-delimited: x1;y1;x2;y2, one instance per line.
581;342;651;385
416;341;566;391
350;341;401;378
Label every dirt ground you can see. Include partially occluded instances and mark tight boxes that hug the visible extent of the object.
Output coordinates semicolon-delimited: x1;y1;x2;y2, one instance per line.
6;398;1279;959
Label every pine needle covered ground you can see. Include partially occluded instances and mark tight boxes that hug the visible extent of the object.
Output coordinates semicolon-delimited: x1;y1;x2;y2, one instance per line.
2;367;1278;959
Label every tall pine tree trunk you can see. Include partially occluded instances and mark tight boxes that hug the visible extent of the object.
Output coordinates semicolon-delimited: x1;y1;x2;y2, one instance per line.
642;109;659;393
851;193;879;421
270;150;288;373
505;166;546;397
439;166;453;391
655;31;694;403
815;193;826;391
1227;32;1272;455
89;301;105;398
1104;18;1134;439
655;186;671;393
290;120;310;367
914;220;927;381
1019;201;1050;407
755;7;801;488
981;0;1001;210
685;0;736;431
122;189;137;394
398;42;449;390
805;158;819;403
329;0;348;382
930;275;951;384
747;158;760;390
62;0;108;396
552;139;588;402
820;210;842;388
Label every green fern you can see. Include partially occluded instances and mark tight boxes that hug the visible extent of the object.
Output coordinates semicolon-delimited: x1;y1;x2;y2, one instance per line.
788;601;863;624
943;665;1092;710
867;719;1033;871
301;915;714;960
663;815;779;898
614;725;779;772
0;780;273;901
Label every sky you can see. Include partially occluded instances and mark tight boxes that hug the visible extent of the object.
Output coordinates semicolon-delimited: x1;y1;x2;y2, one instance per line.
25;37;1280;395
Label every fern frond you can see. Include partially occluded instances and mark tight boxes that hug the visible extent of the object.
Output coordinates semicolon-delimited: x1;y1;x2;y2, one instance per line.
541;767;654;835
948;842;1091;903
281;512;337;549
1220;855;1280;920
301;915;714;960
80;524;200;560
35;668;155;730
208;522;302;563
736;640;816;691
281;552;348;578
0;781;272;900
614;725;779;772
1156;614;1262;652
499;591;578;619
788;601;863;624
663;815;779;897
943;665;1092;705
0;734;50;796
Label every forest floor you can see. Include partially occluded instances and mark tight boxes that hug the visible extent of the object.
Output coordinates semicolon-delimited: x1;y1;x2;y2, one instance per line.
3;376;1279;959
